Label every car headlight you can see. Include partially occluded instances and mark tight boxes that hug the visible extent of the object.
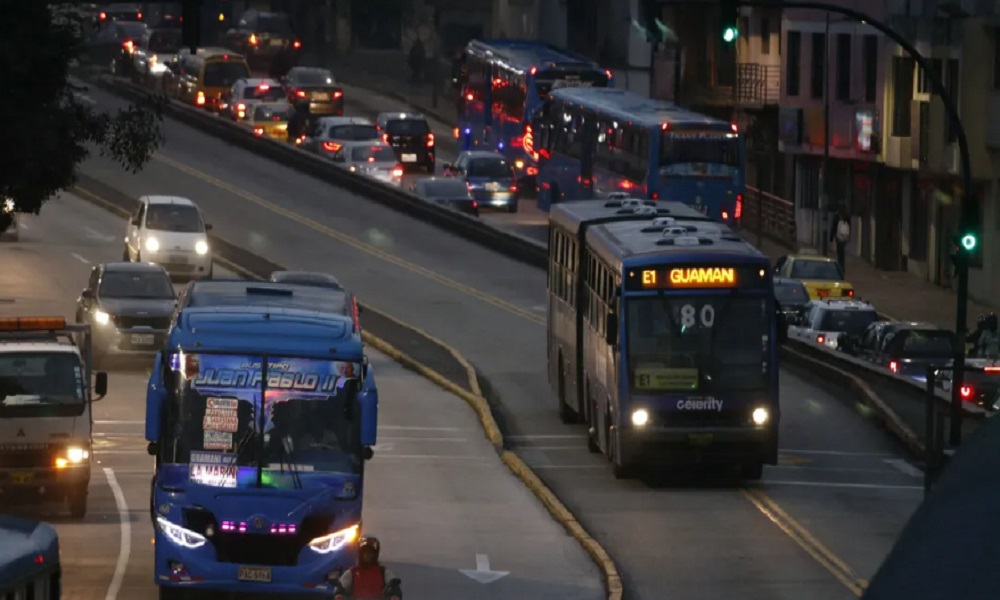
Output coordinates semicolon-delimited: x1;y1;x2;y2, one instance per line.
752;407;769;425
631;409;649;427
2;198;13;214
307;524;358;554
145;237;159;252
66;446;89;463
157;516;207;549
94;310;111;325
195;240;209;255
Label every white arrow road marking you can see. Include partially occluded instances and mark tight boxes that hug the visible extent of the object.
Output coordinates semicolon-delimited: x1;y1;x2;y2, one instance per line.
83;226;116;242
459;554;509;584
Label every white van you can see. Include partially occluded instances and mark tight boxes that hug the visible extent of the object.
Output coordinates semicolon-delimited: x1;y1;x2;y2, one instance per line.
124;195;214;279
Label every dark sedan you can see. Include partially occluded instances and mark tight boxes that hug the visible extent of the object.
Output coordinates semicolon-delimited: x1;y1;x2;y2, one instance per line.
879;324;956;381
283;67;343;116
76;262;176;365
443;151;518;212
774;277;808;343
409;178;479;217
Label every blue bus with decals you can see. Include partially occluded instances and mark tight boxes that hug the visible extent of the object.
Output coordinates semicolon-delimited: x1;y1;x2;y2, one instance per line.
145;289;377;597
454;39;612;188
547;198;777;479
533;87;746;223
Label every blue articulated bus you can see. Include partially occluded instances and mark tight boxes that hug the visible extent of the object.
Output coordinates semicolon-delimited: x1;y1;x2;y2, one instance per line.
146;300;377;598
0;516;61;599
534;87;746;222
547;198;778;479
455;39;612;188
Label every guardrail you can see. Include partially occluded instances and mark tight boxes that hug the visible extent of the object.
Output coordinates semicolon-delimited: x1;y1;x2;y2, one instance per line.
741;185;796;248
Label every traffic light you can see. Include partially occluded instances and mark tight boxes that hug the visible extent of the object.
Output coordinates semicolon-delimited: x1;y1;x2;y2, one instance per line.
181;0;202;53
721;0;739;43
958;190;980;254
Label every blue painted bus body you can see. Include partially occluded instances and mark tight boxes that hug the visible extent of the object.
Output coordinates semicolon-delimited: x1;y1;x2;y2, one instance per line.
455;39;611;186
546;199;778;477
0;516;60;598
146;301;377;597
535;88;746;223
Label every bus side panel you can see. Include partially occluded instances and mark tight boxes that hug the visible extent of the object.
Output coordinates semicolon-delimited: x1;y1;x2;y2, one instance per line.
592;165;645;200
537;152;582;210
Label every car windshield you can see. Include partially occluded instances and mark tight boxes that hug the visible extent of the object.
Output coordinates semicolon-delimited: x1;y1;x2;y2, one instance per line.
818;309;878;335
896;330;956;358
350;145;394;162
100;271;174;299
421;180;470;198
242;85;285;101
626;296;770;392
162;354;363;487
116;22;147;39
790;260;843;281
257;14;293;34
660;132;740;167
327;124;379;140
774;281;808;305
148;31;181;53
0;353;85;417
145;204;203;233
254;104;293;121
467;158;513;178
292;69;334;85
384;119;429;135
203;61;250;88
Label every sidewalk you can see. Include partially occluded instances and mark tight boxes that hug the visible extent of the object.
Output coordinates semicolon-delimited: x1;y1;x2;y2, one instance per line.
324;53;992;333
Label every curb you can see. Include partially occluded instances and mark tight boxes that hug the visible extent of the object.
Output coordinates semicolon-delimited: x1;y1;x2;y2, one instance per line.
69;182;624;599
780;346;925;457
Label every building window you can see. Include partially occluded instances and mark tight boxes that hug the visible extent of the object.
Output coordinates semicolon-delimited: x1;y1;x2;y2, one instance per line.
863;35;878;103
786;31;801;96
810;32;826;99
891;56;914;137
836;34;851;101
761;17;771;55
946;59;959;142
918;58;942;94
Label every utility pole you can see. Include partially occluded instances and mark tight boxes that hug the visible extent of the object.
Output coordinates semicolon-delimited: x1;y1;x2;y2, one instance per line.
820;12;831;255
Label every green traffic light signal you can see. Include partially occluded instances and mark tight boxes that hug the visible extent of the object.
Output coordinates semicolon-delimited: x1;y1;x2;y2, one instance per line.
723;26;738;42
961;234;977;251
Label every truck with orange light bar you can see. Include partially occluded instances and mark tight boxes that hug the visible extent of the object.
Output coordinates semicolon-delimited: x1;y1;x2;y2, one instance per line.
0;316;108;518
533;87;746;224
453;39;613;191
547;199;777;479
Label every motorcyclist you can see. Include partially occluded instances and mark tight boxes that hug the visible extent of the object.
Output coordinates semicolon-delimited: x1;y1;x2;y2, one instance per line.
334;536;401;600
286;99;311;144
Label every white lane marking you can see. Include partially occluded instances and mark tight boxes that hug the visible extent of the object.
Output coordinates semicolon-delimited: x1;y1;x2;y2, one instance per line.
378;436;466;442
96;420;146;425
530;464;603;469
884;458;923;478
17;220;28;229
104;467;131;600
379;425;461;432
376;454;490;461
519;446;583;451
531;305;547;312
509;434;581;440
83;226;116;242
71;252;90;264
762;480;922;491
779;448;897;457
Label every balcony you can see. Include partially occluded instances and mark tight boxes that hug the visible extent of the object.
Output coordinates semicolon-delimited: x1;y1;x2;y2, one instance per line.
736;63;780;107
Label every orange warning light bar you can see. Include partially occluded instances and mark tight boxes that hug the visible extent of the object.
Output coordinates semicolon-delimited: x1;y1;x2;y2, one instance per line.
0;317;67;331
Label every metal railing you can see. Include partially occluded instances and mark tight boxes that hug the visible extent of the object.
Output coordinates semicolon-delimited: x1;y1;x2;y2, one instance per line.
740;185;797;248
736;63;780;106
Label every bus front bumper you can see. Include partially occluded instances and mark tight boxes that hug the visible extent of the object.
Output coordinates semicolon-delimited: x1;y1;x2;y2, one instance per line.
622;426;777;465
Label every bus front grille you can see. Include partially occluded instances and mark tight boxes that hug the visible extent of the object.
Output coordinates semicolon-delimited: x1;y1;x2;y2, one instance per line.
213;533;306;566
654;410;749;428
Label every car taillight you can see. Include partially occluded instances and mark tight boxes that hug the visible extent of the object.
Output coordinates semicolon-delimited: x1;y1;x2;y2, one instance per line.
321;142;340;152
295;90;306;98
382;133;389;144
510;185;517;192
722;210;730;220
961;385;973;399
816;335;825;344
237;103;245;111
99;11;106;20
253;127;264;136
249;34;258;45
735;193;743;219
196;92;205;106
453;127;460;138
426;133;435;147
137;12;142;19
889;360;898;373
845;289;854;297
651;191;659;200
293;40;302;49
392;166;404;177
472;200;478;208
123;40;134;53
333;90;343;99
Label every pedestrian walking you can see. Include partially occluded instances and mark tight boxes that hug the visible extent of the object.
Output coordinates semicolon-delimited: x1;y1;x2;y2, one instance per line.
829;207;851;276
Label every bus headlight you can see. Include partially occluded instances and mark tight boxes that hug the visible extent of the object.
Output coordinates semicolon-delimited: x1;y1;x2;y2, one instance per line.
195;240;209;255
157;516;207;549
66;446;89;463
631;409;649;427
2;198;13;214
145;237;160;252
752;407;769;425
308;524;358;554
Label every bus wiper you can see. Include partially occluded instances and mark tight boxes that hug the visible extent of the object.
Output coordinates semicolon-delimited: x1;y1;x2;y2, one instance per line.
273;436;302;490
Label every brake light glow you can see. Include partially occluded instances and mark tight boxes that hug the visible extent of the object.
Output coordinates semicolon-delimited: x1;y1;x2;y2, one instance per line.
237;103;246;111
889;360;898;373
510;185;517;192
123;40;134;53
333;90;343;99
426;133;435;147
453;127;459;138
985;367;1000;373
99;11;106;20
249;34;258;45
530;67;538;75
606;69;613;79
961;385;973;399
293;40;302;49
466;93;473;101
321;142;341;152
196;92;205;106
735;193;743;219
391;166;404;177
722;210;729;220
846;289;855;297
816;335;825;344
619;180;633;190
661;122;669;131
137;11;142;19
253;127;264;136
258;84;270;91
296;90;306;98
731;123;738;132
651;191;659;200
382;133;389;144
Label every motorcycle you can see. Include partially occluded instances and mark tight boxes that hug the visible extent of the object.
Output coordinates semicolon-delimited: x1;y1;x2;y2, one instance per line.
332;576;402;600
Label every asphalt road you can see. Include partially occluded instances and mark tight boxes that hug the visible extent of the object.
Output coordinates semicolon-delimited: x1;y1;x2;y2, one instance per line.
0;193;601;599
75;81;925;599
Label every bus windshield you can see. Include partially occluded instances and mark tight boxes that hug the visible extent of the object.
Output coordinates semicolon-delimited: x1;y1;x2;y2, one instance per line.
660;132;740;167
0;352;86;417
626;296;770;392
162;353;363;488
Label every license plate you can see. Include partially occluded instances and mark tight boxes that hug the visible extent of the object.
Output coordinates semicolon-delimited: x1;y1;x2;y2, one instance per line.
10;472;33;484
269;39;282;47
169;254;186;263
817;289;830;298
688;433;714;447
401;153;417;162
313;92;329;101
131;334;154;345
238;566;272;582
485;182;500;192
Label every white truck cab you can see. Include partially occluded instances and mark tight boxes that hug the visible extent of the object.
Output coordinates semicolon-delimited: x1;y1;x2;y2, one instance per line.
788;299;880;351
0;316;108;517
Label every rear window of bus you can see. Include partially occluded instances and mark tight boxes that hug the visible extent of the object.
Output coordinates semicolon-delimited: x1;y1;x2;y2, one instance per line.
203;60;249;88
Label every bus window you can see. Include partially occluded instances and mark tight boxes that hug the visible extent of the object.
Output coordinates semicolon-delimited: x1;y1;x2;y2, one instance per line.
660;132;740;167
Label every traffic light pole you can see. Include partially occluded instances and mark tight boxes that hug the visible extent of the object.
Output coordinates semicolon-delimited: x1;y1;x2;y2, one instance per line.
655;0;973;445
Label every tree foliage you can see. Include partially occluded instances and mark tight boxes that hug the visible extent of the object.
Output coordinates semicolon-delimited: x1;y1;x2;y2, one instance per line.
0;0;164;230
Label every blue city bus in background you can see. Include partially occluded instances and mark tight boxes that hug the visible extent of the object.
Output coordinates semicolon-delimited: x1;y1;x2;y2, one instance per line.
0;516;61;599
145;298;377;597
547;198;778;479
454;39;613;188
534;87;746;222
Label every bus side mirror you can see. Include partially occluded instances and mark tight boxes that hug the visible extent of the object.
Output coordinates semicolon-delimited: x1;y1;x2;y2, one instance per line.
147;442;159;456
363;446;374;460
605;312;618;346
146;352;167;444
93;371;108;399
